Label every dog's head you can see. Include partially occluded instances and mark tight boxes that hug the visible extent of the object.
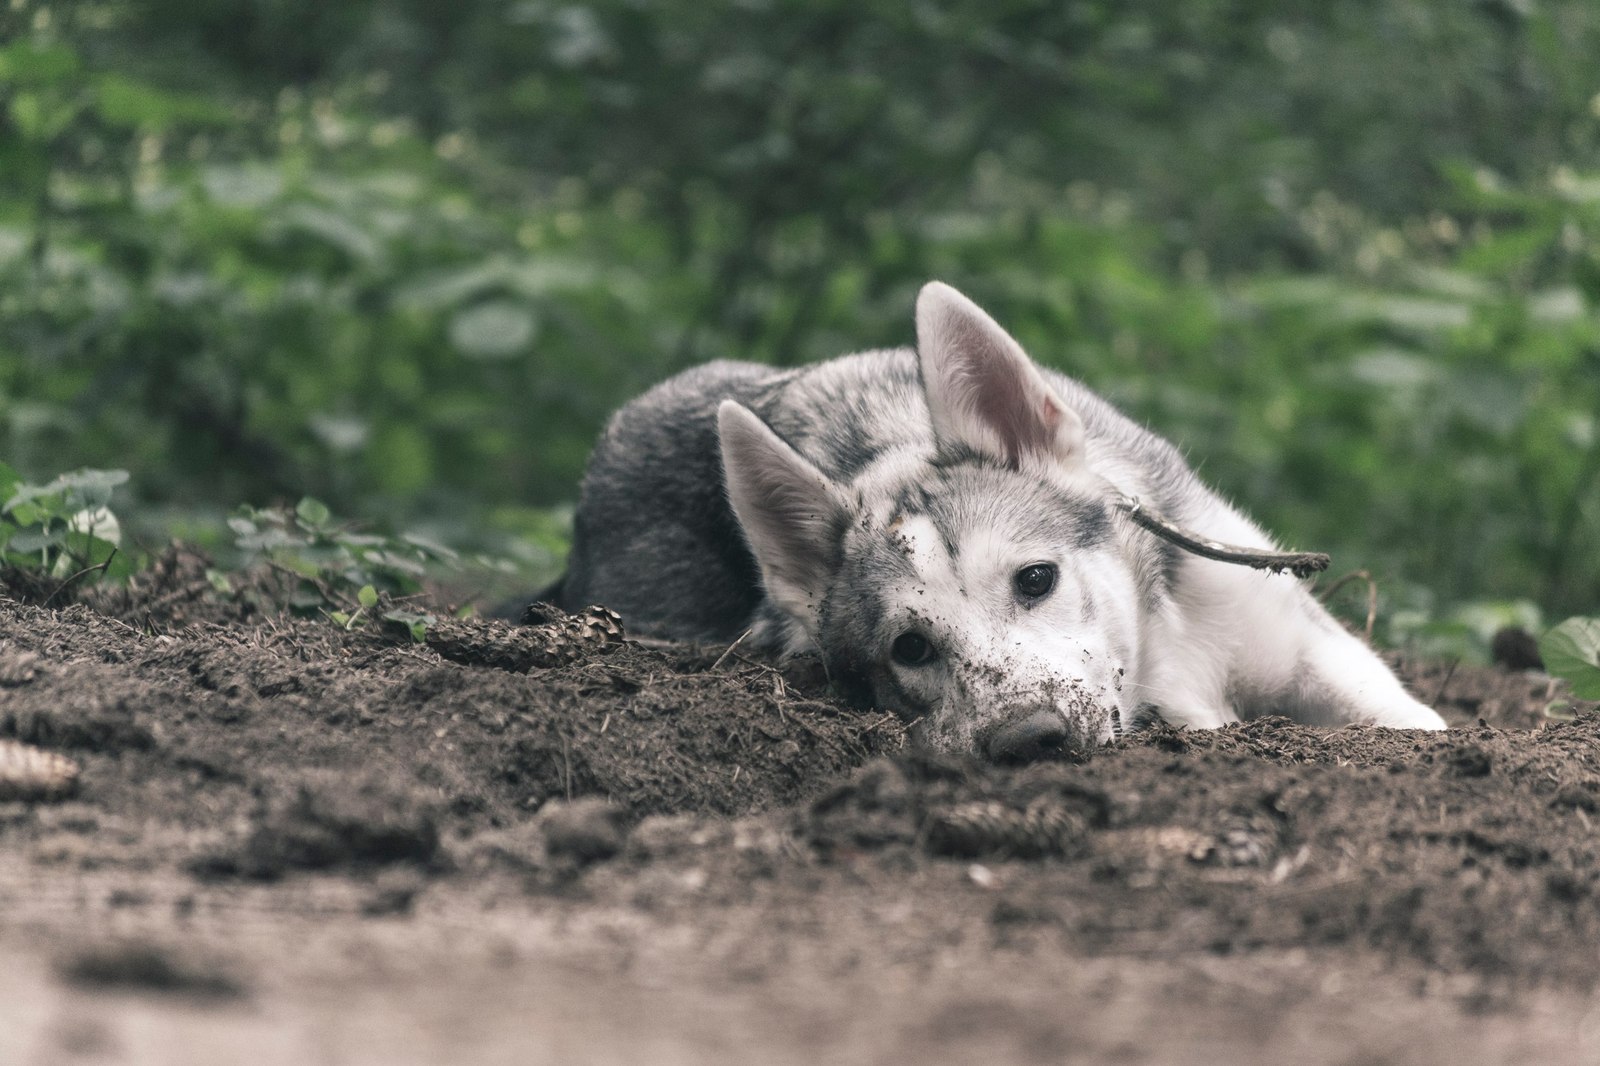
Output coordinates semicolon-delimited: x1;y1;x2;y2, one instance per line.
719;282;1142;761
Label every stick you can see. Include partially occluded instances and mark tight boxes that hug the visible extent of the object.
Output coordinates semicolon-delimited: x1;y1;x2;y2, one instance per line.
1112;494;1330;578
1430;659;1460;707
41;547;120;609
710;628;752;671
1317;569;1378;640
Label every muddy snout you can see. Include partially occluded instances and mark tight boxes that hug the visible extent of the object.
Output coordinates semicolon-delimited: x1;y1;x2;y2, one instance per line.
979;699;1117;763
982;709;1069;763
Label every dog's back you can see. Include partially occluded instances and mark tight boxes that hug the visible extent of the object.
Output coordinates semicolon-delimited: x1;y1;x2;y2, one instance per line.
559;346;1210;644
556;359;781;641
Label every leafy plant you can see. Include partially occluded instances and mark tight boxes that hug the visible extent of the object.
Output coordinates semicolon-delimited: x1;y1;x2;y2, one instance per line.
7;3;1600;624
228;496;449;638
0;463;136;583
1540;618;1600;701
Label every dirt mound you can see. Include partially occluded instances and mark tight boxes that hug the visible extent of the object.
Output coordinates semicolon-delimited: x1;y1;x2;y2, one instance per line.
781;712;1600;983
0;597;903;837
1;576;1597;1065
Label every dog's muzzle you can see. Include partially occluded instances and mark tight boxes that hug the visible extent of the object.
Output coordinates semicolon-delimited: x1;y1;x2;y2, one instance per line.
983;708;1071;763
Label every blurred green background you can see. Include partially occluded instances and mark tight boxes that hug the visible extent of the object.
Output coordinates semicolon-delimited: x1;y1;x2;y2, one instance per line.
3;0;1599;639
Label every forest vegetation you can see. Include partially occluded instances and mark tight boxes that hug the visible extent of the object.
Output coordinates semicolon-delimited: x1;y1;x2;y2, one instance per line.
3;0;1600;660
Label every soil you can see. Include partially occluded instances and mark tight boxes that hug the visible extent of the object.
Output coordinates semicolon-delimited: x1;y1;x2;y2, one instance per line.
2;552;1599;1065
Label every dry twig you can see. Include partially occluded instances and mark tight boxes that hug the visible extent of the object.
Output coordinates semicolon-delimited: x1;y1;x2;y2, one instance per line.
41;547;120;609
1113;494;1330;578
1317;569;1378;640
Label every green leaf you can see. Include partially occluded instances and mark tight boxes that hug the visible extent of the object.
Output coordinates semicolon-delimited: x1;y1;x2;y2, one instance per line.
0;461;21;502
6;469;129;517
0;41;81;86
7;500;41;527
8;528;62;553
94;72;229;129
289;581;326;612
1541;618;1600;701
1457;220;1558;275
1574;255;1600;306
296;497;332;530
98;543;137;582
400;532;460;562
357;584;379;608
60;530;121;569
448;301;538;360
383;608;435;643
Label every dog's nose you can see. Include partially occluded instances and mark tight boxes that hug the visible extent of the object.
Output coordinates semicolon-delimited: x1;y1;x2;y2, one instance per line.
984;709;1069;763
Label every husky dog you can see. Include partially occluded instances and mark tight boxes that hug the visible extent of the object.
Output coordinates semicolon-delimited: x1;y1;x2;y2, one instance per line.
552;282;1447;760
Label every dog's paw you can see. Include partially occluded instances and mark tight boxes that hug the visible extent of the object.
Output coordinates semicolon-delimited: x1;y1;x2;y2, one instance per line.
1372;702;1448;730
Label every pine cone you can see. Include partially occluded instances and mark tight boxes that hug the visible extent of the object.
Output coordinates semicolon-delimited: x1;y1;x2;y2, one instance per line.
570;605;624;644
422;606;626;672
923;798;1086;859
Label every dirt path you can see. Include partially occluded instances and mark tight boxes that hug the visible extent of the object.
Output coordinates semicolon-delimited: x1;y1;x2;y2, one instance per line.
0;573;1597;1065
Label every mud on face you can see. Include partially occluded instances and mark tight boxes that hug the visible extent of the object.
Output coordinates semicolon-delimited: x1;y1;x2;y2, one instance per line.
817;467;1141;761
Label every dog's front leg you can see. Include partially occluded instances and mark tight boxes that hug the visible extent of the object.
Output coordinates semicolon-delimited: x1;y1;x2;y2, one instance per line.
1134;627;1241;732
1154;701;1241;731
1251;592;1448;730
1291;611;1447;729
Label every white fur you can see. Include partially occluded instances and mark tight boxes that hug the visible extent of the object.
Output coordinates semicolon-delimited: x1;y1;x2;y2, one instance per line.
718;282;1446;757
717;401;844;635
917;281;1087;470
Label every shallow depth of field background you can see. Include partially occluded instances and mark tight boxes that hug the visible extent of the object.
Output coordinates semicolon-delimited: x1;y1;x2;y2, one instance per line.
2;0;1599;649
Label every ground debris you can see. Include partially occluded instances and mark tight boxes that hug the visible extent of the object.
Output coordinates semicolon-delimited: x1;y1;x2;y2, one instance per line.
538;797;629;863
3;589;1600;1028
190;775;443;881
0;648;41;685
57;939;246;999
924;798;1088;859
0;737;79;801
419;606;625;671
804;755;1108;860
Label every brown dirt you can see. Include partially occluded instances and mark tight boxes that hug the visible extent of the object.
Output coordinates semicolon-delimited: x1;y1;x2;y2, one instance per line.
2;561;1599;1065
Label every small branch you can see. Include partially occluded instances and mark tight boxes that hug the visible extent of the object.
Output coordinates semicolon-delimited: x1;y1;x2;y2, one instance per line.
41;547;119;609
710;628;752;671
1430;658;1460;707
1112;494;1330;578
1317;569;1378;641
263;559;349;610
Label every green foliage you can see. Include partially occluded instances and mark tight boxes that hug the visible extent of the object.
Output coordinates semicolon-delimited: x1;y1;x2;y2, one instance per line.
0;463;134;582
1541;618;1600;700
3;0;1600;622
1383;596;1545;665
228;496;451;635
380;607;438;645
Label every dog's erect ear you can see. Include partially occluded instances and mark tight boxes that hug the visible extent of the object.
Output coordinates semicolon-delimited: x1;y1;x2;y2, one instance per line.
718;401;847;629
915;281;1086;469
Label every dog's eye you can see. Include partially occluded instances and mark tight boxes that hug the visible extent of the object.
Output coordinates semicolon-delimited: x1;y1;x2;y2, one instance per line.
891;632;937;666
1014;563;1057;599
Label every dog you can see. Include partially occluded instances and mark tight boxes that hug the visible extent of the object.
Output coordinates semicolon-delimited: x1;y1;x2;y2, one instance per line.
549;282;1447;760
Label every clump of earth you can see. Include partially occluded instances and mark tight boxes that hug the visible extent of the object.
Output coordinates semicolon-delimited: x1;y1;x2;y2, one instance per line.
1;548;1597;1065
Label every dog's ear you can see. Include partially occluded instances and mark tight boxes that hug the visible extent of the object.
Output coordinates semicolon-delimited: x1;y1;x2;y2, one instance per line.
916;281;1086;469
718;401;847;629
